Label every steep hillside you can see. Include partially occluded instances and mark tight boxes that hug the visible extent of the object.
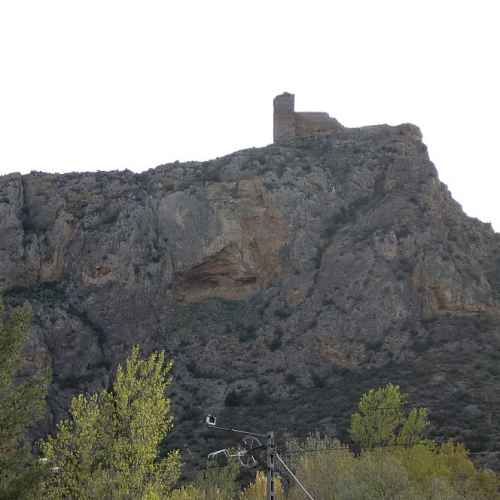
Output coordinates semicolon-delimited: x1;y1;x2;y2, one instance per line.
1;123;500;468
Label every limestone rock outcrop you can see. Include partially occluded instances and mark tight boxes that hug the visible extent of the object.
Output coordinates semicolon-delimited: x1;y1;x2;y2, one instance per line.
1;122;500;467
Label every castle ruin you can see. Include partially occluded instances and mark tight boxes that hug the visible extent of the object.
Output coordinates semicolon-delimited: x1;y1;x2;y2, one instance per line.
273;92;342;143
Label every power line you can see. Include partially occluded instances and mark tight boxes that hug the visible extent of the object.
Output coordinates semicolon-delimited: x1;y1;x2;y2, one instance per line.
190;445;500;472
333;406;500;416
347;403;500;410
280;442;428;456
280;443;500;457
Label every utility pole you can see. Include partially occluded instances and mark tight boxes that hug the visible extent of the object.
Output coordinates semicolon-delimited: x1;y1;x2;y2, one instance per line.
205;415;316;500
266;431;276;500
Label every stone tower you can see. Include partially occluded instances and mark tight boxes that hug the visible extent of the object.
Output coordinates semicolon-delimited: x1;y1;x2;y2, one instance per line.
273;92;296;143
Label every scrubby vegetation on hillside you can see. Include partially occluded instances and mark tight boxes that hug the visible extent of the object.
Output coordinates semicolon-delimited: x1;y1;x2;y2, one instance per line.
1;318;499;499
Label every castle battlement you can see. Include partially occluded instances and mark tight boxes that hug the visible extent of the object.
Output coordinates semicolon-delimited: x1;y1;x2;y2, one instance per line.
273;92;342;143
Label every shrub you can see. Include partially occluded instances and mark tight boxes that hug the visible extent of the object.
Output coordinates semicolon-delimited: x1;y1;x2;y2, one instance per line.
310;371;327;388
224;390;243;407
285;435;500;500
193;462;239;500
239;326;257;343
269;337;282;351
240;471;283;499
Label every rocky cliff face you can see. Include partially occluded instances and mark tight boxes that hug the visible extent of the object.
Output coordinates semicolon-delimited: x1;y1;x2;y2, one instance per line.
2;123;500;467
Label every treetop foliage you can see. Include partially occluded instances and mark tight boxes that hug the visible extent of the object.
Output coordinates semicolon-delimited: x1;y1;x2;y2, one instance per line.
40;345;180;500
350;383;429;449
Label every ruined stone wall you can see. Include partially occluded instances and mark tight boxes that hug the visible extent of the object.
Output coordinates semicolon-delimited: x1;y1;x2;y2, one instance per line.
295;112;341;138
273;93;342;143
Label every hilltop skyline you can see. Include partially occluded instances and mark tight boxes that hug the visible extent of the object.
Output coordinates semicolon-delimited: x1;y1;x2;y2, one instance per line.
0;1;498;230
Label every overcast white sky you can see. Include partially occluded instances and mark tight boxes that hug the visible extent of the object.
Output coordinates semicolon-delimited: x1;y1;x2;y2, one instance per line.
0;1;498;230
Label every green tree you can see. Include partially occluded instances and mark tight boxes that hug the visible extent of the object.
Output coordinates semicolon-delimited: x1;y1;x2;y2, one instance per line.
0;298;48;500
350;383;428;450
41;346;181;499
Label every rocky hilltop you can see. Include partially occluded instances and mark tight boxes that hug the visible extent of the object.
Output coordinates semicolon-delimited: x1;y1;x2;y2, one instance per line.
1;122;500;467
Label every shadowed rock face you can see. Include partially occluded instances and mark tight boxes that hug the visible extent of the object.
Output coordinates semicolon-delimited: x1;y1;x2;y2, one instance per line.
2;122;500;468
